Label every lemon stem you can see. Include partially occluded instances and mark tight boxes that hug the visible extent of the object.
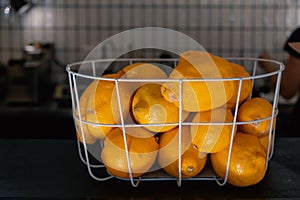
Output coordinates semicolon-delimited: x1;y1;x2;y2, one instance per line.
186;166;194;173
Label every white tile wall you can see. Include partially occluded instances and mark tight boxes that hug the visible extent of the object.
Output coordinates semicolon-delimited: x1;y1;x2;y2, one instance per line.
0;0;300;84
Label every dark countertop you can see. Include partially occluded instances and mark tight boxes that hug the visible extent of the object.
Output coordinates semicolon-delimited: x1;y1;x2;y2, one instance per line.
0;137;299;199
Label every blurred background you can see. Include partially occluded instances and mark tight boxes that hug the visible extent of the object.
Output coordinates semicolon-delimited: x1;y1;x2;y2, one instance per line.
0;0;299;138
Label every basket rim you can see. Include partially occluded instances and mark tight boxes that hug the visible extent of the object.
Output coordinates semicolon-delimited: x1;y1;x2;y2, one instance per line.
65;57;285;81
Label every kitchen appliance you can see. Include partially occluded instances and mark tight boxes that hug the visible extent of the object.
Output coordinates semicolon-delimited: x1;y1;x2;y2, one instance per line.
6;42;55;106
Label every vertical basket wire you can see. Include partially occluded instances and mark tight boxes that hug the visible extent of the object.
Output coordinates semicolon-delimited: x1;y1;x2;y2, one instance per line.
66;57;284;187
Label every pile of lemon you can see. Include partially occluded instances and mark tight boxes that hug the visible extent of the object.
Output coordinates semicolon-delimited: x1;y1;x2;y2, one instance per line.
75;50;276;187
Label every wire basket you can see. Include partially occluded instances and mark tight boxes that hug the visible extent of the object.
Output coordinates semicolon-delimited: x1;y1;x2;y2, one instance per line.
66;57;284;187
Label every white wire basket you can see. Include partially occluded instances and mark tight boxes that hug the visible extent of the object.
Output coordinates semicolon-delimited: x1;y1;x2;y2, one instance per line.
65;57;284;187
